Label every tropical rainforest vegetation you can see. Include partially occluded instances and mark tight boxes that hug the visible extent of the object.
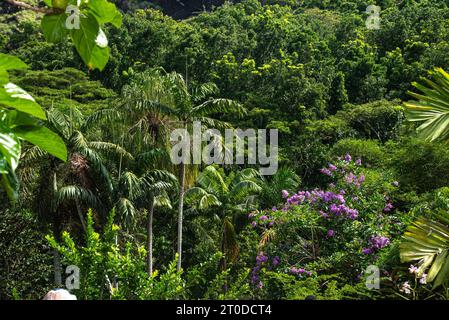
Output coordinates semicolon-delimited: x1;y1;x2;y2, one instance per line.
2;0;449;300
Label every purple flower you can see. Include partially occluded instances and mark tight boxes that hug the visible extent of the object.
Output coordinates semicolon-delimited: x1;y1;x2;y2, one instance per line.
251;274;259;283
269;221;275;227
344;172;356;184
248;213;255;218
320;211;329;218
347;208;359;220
383;203;394;213
336;194;345;204
259;215;268;221
272;207;277;212
358;175;365;183
329;203;339;214
281;190;289;198
320;168;333;177
256;281;263;289
256;252;269;264
306;271;312;276
345;154;352;162
362;247;372;255
355;159;362;166
328;164;337;171
251;221;257;228
272;256;280;266
327;229;335;237
290;267;306;275
371;236;390;250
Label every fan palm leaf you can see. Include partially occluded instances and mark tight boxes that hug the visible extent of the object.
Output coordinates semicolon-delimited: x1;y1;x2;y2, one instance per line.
400;214;449;289
404;68;449;142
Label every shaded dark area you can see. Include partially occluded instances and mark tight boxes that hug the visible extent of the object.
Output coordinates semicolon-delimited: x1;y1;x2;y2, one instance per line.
113;0;239;19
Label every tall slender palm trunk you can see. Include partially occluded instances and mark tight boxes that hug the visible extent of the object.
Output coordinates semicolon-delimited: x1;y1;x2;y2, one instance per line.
75;199;87;233
146;200;155;276
52;172;62;286
177;162;185;272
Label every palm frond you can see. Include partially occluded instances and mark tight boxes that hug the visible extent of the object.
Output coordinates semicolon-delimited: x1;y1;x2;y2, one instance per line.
191;98;246;118
81;108;121;131
197;165;228;195
259;228;276;249
46;107;71;139
114;197;137;230
191;82;219;102
53;185;99;210
154;194;172;209
404;68;449;142
229;180;262;200
400;215;449;289
88;141;134;162
184;187;222;209
119;171;143;200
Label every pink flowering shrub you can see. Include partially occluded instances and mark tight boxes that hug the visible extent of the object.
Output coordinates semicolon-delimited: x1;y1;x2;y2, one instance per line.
247;154;406;288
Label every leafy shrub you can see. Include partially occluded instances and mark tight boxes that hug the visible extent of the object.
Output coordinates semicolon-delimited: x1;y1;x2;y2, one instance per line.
0;209;53;300
46;209;185;300
342;100;404;143
389;138;449;193
331;139;386;167
261;271;373;300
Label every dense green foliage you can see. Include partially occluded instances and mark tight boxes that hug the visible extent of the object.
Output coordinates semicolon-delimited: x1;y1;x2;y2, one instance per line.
2;0;449;300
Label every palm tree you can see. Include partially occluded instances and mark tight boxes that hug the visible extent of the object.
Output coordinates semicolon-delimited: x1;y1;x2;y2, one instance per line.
401;67;449;288
185;166;262;269
161;72;246;271
140;170;176;275
88;68;245;271
88;72;182;275
113;165;176;275
20;106;129;285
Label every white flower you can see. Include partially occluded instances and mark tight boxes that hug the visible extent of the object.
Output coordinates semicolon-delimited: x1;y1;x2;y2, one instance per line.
419;273;427;285
408;265;419;275
400;281;411;295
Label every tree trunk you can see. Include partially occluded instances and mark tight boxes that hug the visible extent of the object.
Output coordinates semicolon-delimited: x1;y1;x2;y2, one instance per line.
53;249;62;287
146;199;155;276
52;172;62;286
75;199;87;233
177;162;185;272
